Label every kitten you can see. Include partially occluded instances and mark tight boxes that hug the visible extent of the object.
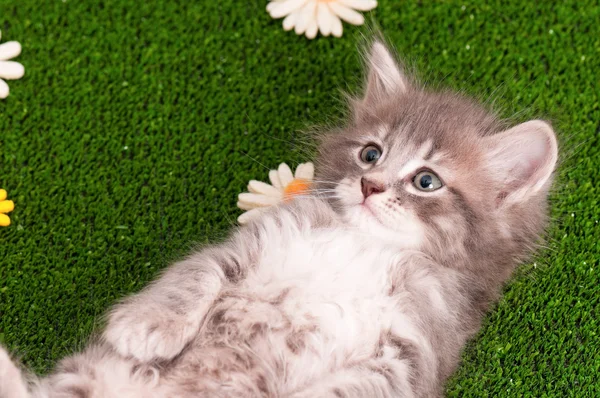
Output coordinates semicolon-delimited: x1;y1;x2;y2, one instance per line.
0;41;558;398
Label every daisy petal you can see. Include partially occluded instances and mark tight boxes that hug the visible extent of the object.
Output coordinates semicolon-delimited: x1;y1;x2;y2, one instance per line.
294;1;317;35
248;180;283;198
0;189;6;201
0;214;10;227
328;2;364;25
269;0;308;19
294;17;306;35
0;78;8;99
277;163;295;187
269;170;283;189
294;163;306;179
338;0;378;11
295;163;315;180
238;208;266;225
238;193;281;208
306;18;318;39
266;2;277;13
283;11;299;31
330;12;344;37
0;200;14;213
294;11;308;34
237;200;254;211
0;41;22;61
0;61;24;80
317;3;333;37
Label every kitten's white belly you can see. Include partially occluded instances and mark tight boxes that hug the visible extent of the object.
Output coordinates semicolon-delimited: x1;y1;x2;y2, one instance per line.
241;227;402;382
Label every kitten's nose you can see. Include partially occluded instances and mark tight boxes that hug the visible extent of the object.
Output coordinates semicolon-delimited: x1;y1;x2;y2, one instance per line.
361;177;386;199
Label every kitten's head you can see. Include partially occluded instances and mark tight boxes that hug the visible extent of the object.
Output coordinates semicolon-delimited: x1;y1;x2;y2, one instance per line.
316;42;558;273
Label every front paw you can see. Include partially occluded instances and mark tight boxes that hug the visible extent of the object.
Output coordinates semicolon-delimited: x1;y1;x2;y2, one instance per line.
0;346;29;398
104;306;196;362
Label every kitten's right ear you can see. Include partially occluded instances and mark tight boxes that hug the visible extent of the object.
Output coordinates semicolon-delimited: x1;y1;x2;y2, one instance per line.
485;120;558;206
356;41;409;111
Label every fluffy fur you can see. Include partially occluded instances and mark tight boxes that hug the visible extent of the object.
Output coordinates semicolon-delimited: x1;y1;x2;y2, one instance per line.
0;41;558;398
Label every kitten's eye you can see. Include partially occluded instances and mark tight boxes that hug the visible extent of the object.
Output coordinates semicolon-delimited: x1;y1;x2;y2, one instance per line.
360;145;382;164
413;170;443;191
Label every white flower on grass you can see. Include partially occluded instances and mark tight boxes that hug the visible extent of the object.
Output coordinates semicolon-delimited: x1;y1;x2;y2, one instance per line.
237;162;314;224
267;0;377;39
0;31;24;99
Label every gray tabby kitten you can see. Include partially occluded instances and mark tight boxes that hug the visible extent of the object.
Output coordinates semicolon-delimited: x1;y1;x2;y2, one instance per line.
0;41;558;398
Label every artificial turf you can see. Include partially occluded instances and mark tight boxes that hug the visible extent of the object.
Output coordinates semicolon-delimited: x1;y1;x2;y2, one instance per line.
0;0;598;396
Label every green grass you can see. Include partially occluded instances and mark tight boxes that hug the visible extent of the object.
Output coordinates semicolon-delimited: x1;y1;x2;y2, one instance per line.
0;0;598;396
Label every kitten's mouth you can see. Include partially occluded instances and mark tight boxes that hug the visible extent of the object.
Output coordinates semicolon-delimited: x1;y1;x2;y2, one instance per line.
360;202;374;214
360;201;381;222
359;200;399;232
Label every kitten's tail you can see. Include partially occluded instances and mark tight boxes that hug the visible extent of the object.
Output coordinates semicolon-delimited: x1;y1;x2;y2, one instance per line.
0;346;35;398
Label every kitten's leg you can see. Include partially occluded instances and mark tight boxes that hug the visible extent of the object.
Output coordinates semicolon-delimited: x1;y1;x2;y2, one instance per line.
104;198;337;362
289;358;418;398
0;346;31;398
103;240;254;362
290;325;440;398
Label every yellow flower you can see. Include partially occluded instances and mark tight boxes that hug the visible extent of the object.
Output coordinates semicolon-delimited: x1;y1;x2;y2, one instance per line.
237;162;314;224
0;189;14;226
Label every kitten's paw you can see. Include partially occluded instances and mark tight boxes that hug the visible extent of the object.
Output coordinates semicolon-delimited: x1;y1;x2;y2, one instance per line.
104;308;196;362
0;346;30;398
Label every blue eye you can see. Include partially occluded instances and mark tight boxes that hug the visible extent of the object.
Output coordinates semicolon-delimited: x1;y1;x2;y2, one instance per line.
413;171;443;191
360;145;382;164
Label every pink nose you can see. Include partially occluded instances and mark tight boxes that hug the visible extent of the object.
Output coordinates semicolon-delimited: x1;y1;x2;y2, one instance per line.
361;177;385;199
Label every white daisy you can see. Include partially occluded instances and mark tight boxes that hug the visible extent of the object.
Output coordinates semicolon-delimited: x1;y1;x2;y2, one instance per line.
0;31;24;99
237;162;314;224
266;0;377;39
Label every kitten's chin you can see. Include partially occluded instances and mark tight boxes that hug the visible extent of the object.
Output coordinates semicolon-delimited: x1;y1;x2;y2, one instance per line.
342;204;424;249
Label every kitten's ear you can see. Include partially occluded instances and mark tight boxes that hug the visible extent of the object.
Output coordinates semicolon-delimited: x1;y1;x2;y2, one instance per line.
356;41;409;109
486;120;558;206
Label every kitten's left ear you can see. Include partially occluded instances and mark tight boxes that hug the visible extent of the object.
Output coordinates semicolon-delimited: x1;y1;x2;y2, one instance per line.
486;120;558;206
356;41;410;110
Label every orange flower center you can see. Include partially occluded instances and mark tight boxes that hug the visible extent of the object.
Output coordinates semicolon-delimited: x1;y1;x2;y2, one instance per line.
283;178;312;202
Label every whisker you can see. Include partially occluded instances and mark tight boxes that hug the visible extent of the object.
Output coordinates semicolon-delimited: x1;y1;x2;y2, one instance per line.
239;150;272;172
